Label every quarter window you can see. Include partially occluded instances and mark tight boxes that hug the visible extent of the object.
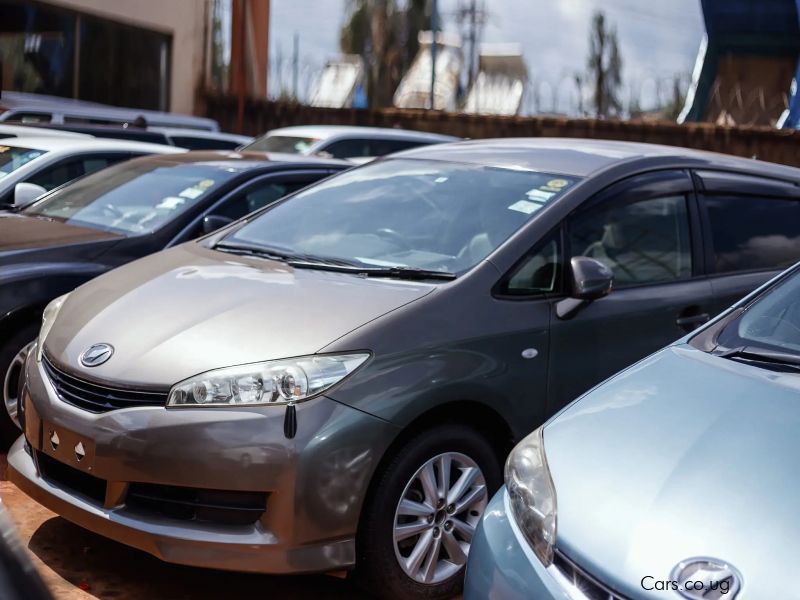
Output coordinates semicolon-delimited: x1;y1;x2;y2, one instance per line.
502;235;561;296
569;195;692;286
704;195;800;274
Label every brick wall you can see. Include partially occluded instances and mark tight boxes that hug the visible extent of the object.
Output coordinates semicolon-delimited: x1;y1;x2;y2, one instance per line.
204;93;800;168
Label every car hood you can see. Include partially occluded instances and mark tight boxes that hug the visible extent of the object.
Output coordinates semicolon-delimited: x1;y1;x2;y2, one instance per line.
544;344;800;599
44;243;436;388
0;213;121;255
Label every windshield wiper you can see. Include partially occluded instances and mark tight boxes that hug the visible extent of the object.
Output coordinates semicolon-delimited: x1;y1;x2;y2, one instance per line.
715;345;800;371
287;261;456;281
214;241;359;267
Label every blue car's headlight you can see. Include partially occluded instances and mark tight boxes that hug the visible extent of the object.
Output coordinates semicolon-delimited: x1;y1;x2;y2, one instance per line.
505;426;557;566
167;353;369;407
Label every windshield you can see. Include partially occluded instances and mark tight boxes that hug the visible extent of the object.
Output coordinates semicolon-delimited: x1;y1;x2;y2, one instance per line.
242;135;318;154
22;158;240;234
717;270;800;355
0;145;46;179
224;158;578;274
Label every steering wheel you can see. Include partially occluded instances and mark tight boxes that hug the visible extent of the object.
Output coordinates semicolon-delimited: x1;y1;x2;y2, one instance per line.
375;228;413;251
102;204;125;219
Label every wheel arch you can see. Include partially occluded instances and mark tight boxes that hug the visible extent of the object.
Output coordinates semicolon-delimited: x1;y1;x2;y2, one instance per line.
355;399;515;544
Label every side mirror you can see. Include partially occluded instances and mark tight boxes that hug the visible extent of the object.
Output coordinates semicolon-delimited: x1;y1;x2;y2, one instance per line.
13;182;47;208
556;256;614;319
201;214;234;235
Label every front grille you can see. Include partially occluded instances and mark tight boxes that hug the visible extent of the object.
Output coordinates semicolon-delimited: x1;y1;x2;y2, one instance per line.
43;355;168;413
37;452;106;504
126;483;268;526
552;550;629;600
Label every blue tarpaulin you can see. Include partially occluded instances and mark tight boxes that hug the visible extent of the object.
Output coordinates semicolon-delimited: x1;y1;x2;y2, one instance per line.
681;0;800;127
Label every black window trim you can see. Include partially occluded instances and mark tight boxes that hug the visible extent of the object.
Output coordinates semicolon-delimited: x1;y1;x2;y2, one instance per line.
694;169;800;198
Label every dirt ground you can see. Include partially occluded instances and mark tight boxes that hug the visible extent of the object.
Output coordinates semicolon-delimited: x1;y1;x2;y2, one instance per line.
0;457;365;600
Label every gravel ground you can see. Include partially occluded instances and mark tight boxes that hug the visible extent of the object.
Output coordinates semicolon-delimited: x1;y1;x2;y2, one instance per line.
1;457;365;599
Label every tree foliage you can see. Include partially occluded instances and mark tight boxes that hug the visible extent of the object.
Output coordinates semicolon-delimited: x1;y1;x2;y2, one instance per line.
586;11;622;118
340;0;431;108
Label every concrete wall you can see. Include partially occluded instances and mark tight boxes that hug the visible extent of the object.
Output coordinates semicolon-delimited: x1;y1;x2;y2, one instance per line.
205;94;800;168
47;0;209;115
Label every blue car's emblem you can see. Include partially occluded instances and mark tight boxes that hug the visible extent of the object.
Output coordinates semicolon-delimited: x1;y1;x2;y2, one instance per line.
672;557;741;599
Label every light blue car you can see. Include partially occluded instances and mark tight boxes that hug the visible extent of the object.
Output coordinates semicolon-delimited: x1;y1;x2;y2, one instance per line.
464;264;800;599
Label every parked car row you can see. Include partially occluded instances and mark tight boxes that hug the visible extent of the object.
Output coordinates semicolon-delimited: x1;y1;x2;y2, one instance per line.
2;134;800;599
0;137;185;209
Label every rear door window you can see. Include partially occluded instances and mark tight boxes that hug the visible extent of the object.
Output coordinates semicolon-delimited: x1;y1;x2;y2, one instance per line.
320;138;373;159
569;195;692;286
368;139;426;156
703;195;800;274
170;136;241;150
26;153;130;190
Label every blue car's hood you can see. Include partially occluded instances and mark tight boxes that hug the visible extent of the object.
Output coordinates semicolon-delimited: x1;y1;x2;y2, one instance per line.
544;344;800;599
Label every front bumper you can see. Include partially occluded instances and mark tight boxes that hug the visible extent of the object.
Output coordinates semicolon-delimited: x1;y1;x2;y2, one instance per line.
9;353;399;574
465;489;571;599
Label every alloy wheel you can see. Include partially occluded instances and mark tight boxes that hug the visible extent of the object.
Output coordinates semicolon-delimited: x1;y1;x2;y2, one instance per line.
392;451;488;584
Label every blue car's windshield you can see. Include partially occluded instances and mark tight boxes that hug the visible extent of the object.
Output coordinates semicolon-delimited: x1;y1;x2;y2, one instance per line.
225;158;579;275
718;271;800;355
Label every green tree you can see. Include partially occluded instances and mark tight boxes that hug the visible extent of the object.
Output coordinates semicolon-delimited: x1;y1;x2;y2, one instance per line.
340;0;432;108
586;11;622;118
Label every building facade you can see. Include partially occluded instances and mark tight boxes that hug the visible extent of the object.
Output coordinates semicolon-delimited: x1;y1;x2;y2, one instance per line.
0;0;269;117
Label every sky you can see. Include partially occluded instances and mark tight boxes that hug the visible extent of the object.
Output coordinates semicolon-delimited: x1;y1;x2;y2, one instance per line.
269;0;706;113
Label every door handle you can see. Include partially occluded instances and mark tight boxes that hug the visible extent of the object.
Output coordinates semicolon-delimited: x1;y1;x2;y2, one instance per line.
676;313;710;328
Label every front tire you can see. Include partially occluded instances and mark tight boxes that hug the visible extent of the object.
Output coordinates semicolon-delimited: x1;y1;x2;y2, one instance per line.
0;323;38;447
355;424;502;599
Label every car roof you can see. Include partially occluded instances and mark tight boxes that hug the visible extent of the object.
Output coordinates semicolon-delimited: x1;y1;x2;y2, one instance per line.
0;124;92;139
395;137;800;180
265;125;459;143
2;136;183;154
136;150;351;170
148;127;253;144
0;90;219;131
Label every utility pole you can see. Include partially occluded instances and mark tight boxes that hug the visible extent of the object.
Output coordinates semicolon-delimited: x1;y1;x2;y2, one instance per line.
292;32;299;101
455;0;487;91
430;0;438;110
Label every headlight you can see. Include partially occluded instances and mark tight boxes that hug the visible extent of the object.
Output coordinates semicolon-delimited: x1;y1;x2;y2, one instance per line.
167;353;369;407
37;293;69;361
505;426;557;566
